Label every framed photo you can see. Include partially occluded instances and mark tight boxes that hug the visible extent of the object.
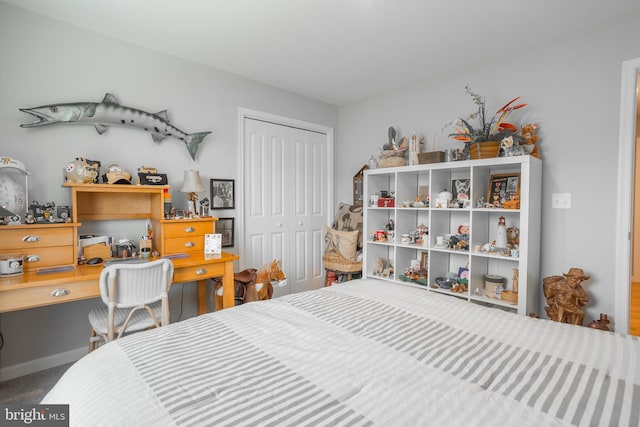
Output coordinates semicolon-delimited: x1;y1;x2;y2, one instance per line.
204;233;222;254
420;251;429;270
451;179;470;201
217;217;235;248
210;179;235;209
487;173;520;208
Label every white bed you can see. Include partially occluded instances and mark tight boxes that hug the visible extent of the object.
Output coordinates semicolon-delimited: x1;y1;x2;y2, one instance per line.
43;279;640;426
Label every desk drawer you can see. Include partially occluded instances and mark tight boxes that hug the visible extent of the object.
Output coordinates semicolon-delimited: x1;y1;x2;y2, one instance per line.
0;227;75;249
0;279;99;312
0;246;75;272
174;263;225;283
163;221;212;239
164;236;205;254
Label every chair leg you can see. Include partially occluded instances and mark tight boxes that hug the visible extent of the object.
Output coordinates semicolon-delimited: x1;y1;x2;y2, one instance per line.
89;328;97;352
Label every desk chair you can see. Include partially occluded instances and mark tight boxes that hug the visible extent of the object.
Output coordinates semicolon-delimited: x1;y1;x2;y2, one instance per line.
88;258;174;352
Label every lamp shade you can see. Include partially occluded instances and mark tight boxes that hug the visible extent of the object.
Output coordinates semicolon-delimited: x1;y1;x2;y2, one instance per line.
179;170;205;193
0;205;16;217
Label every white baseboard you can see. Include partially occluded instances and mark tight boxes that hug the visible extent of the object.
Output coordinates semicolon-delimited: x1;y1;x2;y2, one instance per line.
1;346;87;381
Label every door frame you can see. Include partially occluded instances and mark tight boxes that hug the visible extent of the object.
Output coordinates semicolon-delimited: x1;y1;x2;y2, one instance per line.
615;57;640;335
237;107;334;271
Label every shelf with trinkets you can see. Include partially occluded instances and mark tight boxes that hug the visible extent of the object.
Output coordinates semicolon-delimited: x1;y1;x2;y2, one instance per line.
362;155;541;315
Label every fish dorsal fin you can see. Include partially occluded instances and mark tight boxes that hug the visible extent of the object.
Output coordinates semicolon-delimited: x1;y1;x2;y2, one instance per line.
154;110;170;122
102;93;119;105
95;124;108;135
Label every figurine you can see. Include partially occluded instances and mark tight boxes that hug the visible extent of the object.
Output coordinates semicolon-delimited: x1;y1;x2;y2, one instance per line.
520;123;540;158
587;314;610;331
409;132;420;166
386;219;395;231
543;268;590;325
374;257;384;275
507;227;519;247
495;216;508;249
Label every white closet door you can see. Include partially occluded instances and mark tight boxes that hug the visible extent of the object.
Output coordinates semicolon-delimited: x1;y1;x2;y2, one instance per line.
244;118;326;297
290;128;326;294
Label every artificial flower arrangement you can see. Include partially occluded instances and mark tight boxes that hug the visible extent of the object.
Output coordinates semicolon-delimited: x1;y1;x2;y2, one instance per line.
448;86;529;158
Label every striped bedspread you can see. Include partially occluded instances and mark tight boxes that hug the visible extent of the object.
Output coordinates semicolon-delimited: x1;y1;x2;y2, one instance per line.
43;279;640;426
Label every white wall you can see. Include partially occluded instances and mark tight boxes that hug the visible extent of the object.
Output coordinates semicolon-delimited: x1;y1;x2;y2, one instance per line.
0;3;337;377
336;12;640;328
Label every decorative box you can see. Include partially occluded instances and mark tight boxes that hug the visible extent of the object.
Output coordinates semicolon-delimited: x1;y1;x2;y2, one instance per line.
377;198;395;208
418;151;445;164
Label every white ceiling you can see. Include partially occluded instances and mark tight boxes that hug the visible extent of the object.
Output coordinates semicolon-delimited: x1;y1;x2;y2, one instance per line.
4;0;640;106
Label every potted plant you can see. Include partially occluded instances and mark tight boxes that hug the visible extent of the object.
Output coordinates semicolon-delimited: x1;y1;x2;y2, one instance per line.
449;86;527;159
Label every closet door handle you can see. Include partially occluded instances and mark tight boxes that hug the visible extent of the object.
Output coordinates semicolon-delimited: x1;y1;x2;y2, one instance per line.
276;223;283;228
22;235;40;243
297;221;303;226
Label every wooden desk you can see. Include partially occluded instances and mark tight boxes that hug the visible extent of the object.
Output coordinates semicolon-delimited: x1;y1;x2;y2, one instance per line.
0;252;239;314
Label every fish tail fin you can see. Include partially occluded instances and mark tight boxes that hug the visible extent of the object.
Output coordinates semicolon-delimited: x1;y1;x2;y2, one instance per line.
185;132;211;160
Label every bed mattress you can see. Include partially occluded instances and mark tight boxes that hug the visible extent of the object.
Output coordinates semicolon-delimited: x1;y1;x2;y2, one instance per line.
43;279;640;426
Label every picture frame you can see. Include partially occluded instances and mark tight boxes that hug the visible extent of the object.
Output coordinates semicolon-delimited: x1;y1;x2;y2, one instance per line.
210;179;235;209
420;251;429;270
217;217;235;248
487;173;520;209
451;178;470;201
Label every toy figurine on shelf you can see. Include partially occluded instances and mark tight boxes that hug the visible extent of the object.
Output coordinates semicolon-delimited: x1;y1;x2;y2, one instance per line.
507;227;520;248
495;216;508;249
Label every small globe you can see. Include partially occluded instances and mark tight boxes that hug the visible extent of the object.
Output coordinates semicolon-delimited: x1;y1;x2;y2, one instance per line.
0;174;26;219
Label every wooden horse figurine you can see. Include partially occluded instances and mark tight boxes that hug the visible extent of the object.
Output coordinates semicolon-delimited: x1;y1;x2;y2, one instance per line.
256;259;287;297
213;260;286;311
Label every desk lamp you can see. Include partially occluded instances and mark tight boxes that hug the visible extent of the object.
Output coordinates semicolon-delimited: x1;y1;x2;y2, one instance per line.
0;206;16;225
179;170;205;217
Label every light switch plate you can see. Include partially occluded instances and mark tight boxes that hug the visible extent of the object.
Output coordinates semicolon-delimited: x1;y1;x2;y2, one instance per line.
552;193;571;209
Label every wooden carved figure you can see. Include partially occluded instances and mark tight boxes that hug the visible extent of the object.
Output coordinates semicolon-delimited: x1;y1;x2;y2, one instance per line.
543;267;590;325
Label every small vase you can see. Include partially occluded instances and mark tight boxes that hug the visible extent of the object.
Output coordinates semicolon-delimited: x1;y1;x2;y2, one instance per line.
469;141;500;159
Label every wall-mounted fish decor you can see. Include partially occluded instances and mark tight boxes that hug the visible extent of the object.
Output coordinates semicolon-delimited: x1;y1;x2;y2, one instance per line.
19;93;211;161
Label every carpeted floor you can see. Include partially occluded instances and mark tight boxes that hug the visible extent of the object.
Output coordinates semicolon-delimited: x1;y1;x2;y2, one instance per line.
0;363;73;404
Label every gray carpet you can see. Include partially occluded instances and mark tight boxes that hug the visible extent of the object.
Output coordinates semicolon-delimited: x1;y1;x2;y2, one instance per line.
0;363;73;404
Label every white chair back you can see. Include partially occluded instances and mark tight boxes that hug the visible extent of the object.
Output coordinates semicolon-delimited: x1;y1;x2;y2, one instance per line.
99;259;173;308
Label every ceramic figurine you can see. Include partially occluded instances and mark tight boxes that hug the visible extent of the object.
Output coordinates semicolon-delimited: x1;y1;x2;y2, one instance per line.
409;132;420;165
495;216;508;249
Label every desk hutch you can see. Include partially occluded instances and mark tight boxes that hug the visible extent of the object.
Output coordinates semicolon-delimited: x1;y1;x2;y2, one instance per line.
0;184;238;313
